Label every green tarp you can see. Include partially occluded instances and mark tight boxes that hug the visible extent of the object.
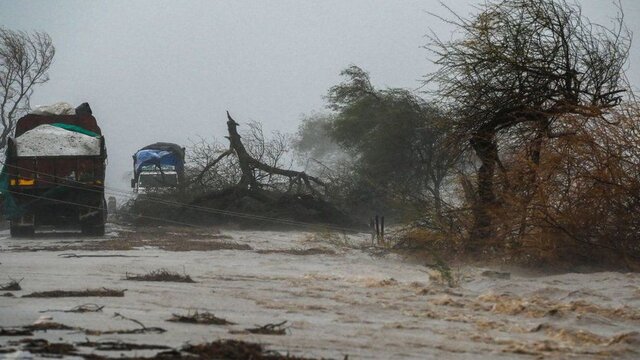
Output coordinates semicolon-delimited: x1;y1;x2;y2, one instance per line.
51;123;100;137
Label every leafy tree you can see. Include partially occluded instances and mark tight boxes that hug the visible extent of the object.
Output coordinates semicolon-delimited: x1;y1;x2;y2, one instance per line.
321;66;457;220
427;0;630;244
293;112;347;177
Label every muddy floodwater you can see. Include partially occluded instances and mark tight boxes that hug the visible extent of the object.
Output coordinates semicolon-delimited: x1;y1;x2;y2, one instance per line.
0;226;639;359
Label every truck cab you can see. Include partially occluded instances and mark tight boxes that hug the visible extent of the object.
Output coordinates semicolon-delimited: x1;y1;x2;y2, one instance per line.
131;143;185;193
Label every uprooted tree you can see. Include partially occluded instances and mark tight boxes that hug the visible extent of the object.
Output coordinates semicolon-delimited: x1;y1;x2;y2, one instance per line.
192;112;325;195
129;112;349;227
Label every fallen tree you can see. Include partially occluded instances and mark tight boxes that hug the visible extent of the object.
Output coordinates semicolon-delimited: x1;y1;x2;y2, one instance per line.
195;112;325;194
125;112;354;228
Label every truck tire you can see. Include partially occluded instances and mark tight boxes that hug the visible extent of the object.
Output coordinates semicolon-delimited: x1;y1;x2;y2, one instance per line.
81;198;106;236
81;222;105;236
9;224;22;237
10;224;35;238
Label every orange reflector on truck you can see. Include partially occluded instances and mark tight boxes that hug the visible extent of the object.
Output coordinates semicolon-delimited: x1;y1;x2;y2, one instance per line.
11;178;35;186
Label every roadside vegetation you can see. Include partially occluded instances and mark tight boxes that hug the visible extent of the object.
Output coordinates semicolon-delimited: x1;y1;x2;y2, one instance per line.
116;0;639;270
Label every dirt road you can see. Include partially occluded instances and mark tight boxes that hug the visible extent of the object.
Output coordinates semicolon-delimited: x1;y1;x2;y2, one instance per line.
1;226;639;359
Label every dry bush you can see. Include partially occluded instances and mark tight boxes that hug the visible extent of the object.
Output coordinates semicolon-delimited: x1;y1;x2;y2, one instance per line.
471;105;640;268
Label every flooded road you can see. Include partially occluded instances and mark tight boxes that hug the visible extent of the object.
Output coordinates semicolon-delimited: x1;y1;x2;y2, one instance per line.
0;226;639;359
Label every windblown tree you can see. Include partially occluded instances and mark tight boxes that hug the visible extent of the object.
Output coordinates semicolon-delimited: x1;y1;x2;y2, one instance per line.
427;0;631;246
0;28;55;150
293;112;347;177
318;66;457;221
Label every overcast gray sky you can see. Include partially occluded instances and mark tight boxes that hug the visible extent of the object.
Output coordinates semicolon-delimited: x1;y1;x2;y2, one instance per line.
1;0;639;191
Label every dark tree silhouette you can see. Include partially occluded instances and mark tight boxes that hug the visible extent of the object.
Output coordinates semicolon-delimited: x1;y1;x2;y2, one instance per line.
427;0;630;246
0;28;55;150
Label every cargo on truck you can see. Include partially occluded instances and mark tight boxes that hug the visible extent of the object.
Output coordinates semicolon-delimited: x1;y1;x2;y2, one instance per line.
0;102;107;236
131;142;185;193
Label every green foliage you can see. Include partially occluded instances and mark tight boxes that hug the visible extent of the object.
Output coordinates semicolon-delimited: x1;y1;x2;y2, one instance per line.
293;112;342;164
324;66;457;217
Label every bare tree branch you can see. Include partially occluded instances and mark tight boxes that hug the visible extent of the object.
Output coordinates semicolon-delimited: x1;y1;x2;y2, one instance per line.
0;28;55;150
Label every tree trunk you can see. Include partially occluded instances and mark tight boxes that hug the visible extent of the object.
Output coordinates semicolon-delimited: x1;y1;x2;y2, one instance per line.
225;112;324;193
516;122;546;243
470;127;498;247
225;114;258;189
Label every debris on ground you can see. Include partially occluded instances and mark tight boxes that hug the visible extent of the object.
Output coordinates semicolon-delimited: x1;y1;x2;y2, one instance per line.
4;339;317;359
59;253;155;258
26;322;75;331
8;227;250;252
481;270;511;280
0;346;16;354
11;338;76;356
40;303;104;313
255;248;336;256
167;311;235;325
0;278;22;291
84;326;167;335
125;268;195;283
77;340;171;351
0;328;33;336
82;312;167;335
1;292;14;297
240;321;289;335
22;288;126;298
176;339;314;359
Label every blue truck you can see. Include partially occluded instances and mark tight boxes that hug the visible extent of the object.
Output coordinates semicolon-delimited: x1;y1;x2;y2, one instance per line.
131;142;185;193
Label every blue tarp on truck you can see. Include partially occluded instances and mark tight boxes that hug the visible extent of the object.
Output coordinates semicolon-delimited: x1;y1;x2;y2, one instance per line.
134;149;184;175
132;142;185;189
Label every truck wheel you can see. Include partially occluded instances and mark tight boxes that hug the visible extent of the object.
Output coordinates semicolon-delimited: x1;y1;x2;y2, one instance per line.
93;224;105;236
24;226;35;237
10;225;23;237
81;222;104;236
10;225;34;238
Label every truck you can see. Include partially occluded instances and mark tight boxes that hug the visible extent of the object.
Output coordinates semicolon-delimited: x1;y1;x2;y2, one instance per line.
0;102;107;237
131;142;185;193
